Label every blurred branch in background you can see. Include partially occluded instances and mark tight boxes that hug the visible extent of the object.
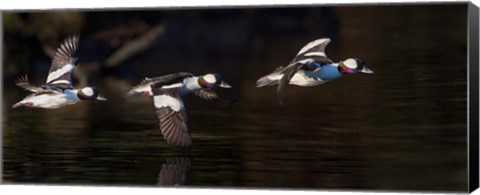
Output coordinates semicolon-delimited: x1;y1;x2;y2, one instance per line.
3;11;167;88
104;23;165;68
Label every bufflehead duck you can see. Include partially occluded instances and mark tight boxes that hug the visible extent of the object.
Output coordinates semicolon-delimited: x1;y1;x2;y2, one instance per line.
12;36;107;109
256;38;374;105
126;72;233;149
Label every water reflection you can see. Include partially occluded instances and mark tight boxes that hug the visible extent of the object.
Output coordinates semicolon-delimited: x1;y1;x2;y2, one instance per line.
157;157;191;186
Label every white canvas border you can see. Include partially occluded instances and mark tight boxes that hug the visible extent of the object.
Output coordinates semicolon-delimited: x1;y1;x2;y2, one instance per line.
1;0;478;195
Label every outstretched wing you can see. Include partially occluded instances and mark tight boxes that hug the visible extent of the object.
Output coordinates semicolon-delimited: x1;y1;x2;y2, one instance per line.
126;72;194;96
275;38;334;105
152;87;191;149
46;35;79;89
194;89;236;104
15;75;44;93
276;59;315;105
291;38;333;65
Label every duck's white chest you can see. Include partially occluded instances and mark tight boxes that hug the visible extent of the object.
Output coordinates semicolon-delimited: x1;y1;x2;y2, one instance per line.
179;77;202;95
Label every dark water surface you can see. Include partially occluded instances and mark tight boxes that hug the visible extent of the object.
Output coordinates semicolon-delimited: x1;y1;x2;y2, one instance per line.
2;4;468;192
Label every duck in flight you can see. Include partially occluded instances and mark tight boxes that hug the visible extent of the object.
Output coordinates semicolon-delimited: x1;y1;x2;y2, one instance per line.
12;35;107;109
256;38;374;105
126;72;234;149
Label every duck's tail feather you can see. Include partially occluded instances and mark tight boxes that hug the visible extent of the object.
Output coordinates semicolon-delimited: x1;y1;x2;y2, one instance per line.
15;75;44;93
256;75;277;87
256;73;283;88
125;83;152;97
256;66;286;88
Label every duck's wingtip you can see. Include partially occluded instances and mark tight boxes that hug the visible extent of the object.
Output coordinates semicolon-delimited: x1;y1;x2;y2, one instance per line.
276;97;285;106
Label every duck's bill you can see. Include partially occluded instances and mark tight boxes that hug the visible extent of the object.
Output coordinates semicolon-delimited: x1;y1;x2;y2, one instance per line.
360;66;374;74
96;95;107;101
220;81;232;88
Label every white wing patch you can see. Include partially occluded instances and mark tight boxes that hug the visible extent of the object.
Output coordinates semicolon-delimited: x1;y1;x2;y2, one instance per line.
296;38;331;55
296;59;314;64
50;80;71;85
46;64;74;83
154;95;184;112
304;52;326;57
161;83;183;89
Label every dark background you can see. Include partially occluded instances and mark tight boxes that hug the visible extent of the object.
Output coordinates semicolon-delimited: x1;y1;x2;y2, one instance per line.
2;3;469;192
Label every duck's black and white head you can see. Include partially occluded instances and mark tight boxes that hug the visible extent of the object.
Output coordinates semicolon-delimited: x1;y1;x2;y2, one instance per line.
77;87;107;101
338;58;374;75
198;74;231;89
